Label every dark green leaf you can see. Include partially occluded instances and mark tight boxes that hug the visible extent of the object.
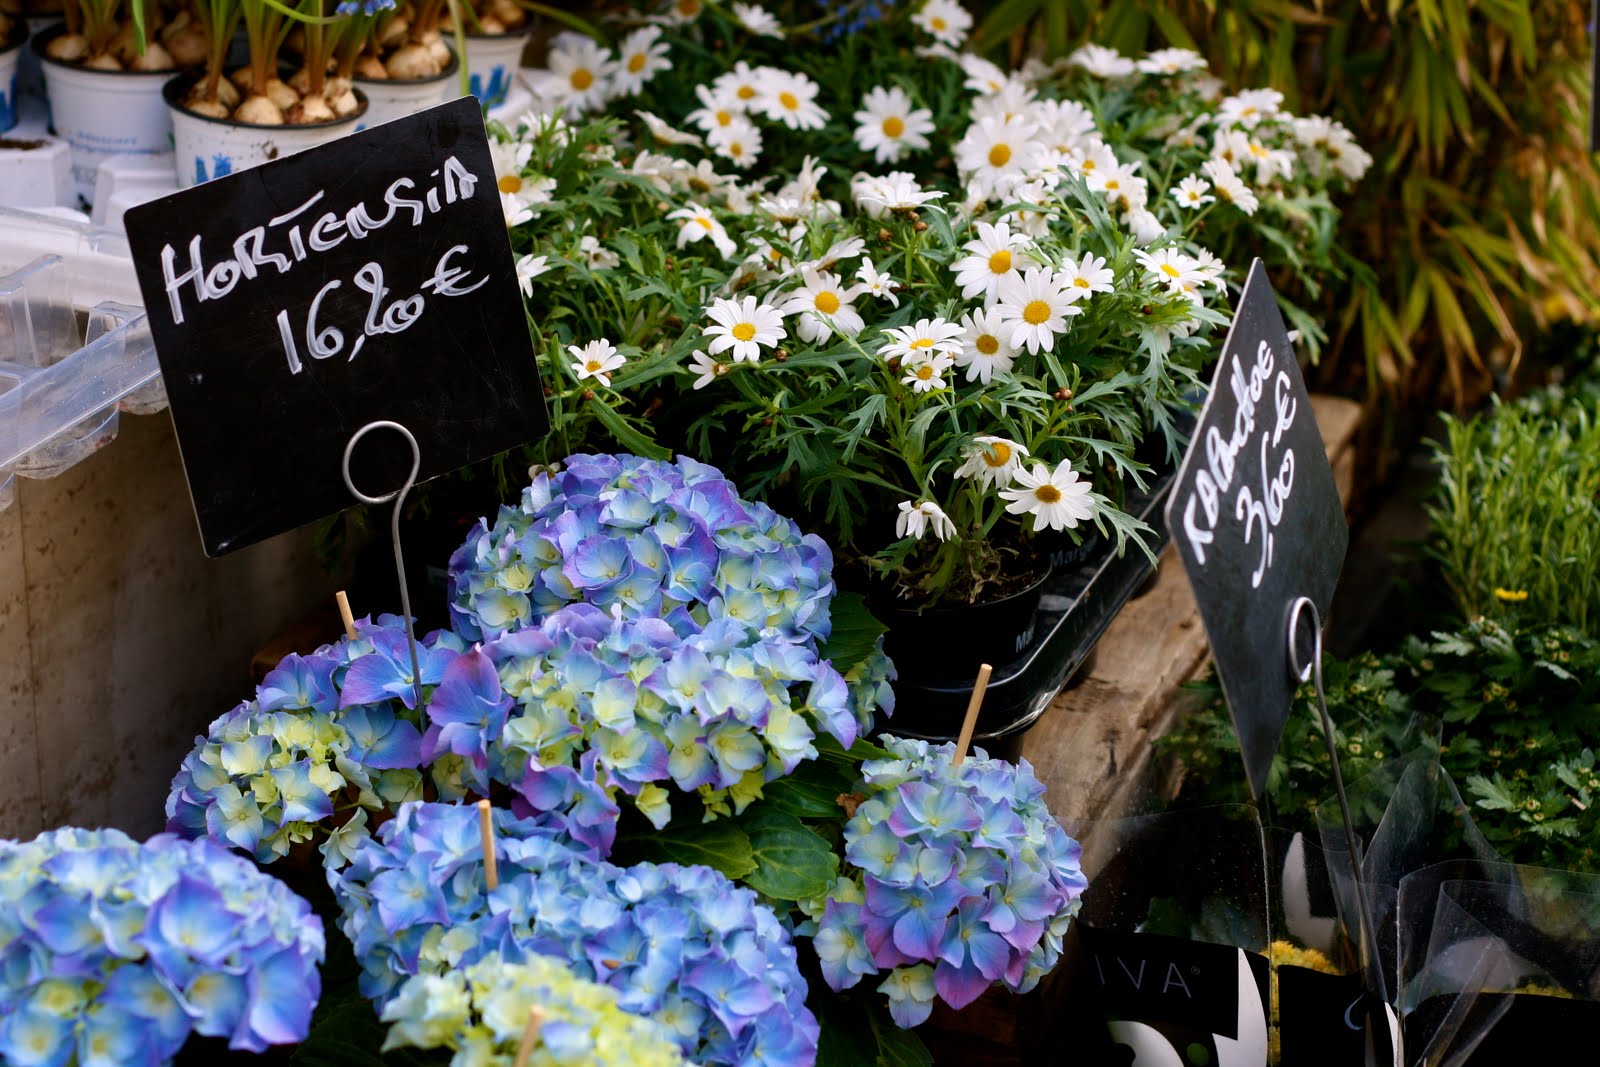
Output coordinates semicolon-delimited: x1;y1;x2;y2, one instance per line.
818;592;889;674
740;809;839;901
618;819;757;880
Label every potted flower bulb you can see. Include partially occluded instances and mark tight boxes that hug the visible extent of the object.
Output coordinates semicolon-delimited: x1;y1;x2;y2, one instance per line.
31;0;178;204
451;0;526;106
333;0;460;128
164;0;368;186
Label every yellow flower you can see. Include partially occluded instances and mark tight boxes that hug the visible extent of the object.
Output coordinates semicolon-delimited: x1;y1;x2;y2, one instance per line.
1493;587;1529;603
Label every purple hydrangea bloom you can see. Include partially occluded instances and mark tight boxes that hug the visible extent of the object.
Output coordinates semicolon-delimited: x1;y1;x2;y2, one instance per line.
0;830;323;1064
331;801;817;1067
810;736;1088;1022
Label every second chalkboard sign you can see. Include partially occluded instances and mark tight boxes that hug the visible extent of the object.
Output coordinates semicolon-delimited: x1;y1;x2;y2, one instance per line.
125;97;547;557
1164;260;1348;801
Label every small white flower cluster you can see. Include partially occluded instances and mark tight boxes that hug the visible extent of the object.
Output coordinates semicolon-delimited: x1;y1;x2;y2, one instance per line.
526;28;673;117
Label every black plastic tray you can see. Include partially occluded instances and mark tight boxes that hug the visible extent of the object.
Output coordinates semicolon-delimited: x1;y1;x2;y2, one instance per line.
884;468;1176;743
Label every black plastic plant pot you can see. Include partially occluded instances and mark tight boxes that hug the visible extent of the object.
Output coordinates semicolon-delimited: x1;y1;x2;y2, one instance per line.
878;468;1175;746
876;565;1054;685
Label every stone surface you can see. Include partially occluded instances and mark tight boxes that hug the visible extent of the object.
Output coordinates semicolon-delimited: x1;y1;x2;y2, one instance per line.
0;412;344;839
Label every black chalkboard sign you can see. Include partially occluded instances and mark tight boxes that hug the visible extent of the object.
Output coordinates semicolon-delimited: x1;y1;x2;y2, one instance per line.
1164;260;1348;800
125;97;546;557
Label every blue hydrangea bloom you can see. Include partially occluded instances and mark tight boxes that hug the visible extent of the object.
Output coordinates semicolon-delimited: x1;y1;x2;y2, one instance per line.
331;801;817;1067
808;736;1088;1023
0;830;324;1065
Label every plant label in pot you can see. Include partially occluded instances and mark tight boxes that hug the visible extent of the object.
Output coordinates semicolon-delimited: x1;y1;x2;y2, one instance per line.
1164;259;1348;802
122;96;548;557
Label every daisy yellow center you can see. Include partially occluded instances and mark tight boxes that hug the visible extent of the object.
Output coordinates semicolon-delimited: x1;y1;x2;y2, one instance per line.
983;441;1012;466
988;249;1012;274
1241;106;1258;118
1159;263;1181;278
585;360;604;372
729;142;745;156
715;110;732;126
882;115;906;138
910;338;935;349
1034;485;1062;503
628;53;647;73
976;334;999;355
779;91;800;111
1249;142;1268;157
1073;276;1090;288
737;84;756;100
732;323;757;342
696;217;713;230
814;291;841;314
1022;300;1051;325
1216;185;1234;202
988;143;1012;167
916;365;935;380
1081;159;1097;172
931;16;947;29
571;68;594;90
498;174;523;194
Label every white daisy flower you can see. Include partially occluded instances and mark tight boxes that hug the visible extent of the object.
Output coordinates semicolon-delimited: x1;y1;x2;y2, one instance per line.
1136;48;1208;76
757;68;829;130
687;349;726;389
853;173;944;217
1201;158;1259;215
515;254;552;296
954;117;1040;199
878;317;964;362
1067;44;1136;79
956;435;1030;491
703;296;785;363
951;221;1037;304
957;54;1009;95
911;0;971;47
732;1;783;37
852;86;935;165
1060;252;1114;297
1218;88;1283;130
1133;247;1206;292
900;351;956;393
580;235;619;270
1292;115;1372;181
711;60;767;108
708;116;764;169
569;339;625;386
667;202;738;260
612;26;671;95
656;0;704;23
1035;98;1097;154
1000;460;1097;532
1190;247;1227;290
800;236;866;273
636;110;703;147
780;267;865;342
994;267;1081;354
997;180;1059;239
1065;140;1119;185
686;84;744;134
531;35;614;115
1174;175;1215;209
857;258;899;306
1241;135;1295;185
1089;162;1148;215
677;158;731;200
630;149;681;193
896;499;956;542
955;307;1019;384
1124;208;1167;245
967;78;1038;126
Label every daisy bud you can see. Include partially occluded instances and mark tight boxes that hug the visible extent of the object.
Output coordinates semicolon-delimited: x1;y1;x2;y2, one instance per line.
582;389;595;400
878;228;893;242
775;348;789;360
913;220;928;233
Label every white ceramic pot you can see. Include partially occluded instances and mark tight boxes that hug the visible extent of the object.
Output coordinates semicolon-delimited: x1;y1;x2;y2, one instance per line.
165;75;367;188
463;31;526;107
33;24;173;206
355;50;460;131
1;20;26;133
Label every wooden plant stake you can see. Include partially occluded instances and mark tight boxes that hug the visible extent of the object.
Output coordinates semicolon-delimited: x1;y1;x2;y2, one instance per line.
512;1005;546;1067
477;799;499;891
952;663;993;767
335;590;358;641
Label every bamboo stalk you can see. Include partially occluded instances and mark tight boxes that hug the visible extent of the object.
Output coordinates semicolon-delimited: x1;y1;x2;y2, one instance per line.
952;663;993;767
478;799;499;891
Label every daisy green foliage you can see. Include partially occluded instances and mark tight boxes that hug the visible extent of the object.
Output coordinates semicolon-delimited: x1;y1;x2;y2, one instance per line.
803;735;1088;1027
331;801;819;1067
163;615;459;864
380;951;685;1067
0;829;324;1066
491;0;1368;605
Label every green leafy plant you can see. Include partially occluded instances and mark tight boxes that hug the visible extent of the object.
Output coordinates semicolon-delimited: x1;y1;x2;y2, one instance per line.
1426;387;1600;632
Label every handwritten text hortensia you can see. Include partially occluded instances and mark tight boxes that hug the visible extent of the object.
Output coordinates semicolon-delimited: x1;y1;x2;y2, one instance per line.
155;155;486;376
1179;337;1300;588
